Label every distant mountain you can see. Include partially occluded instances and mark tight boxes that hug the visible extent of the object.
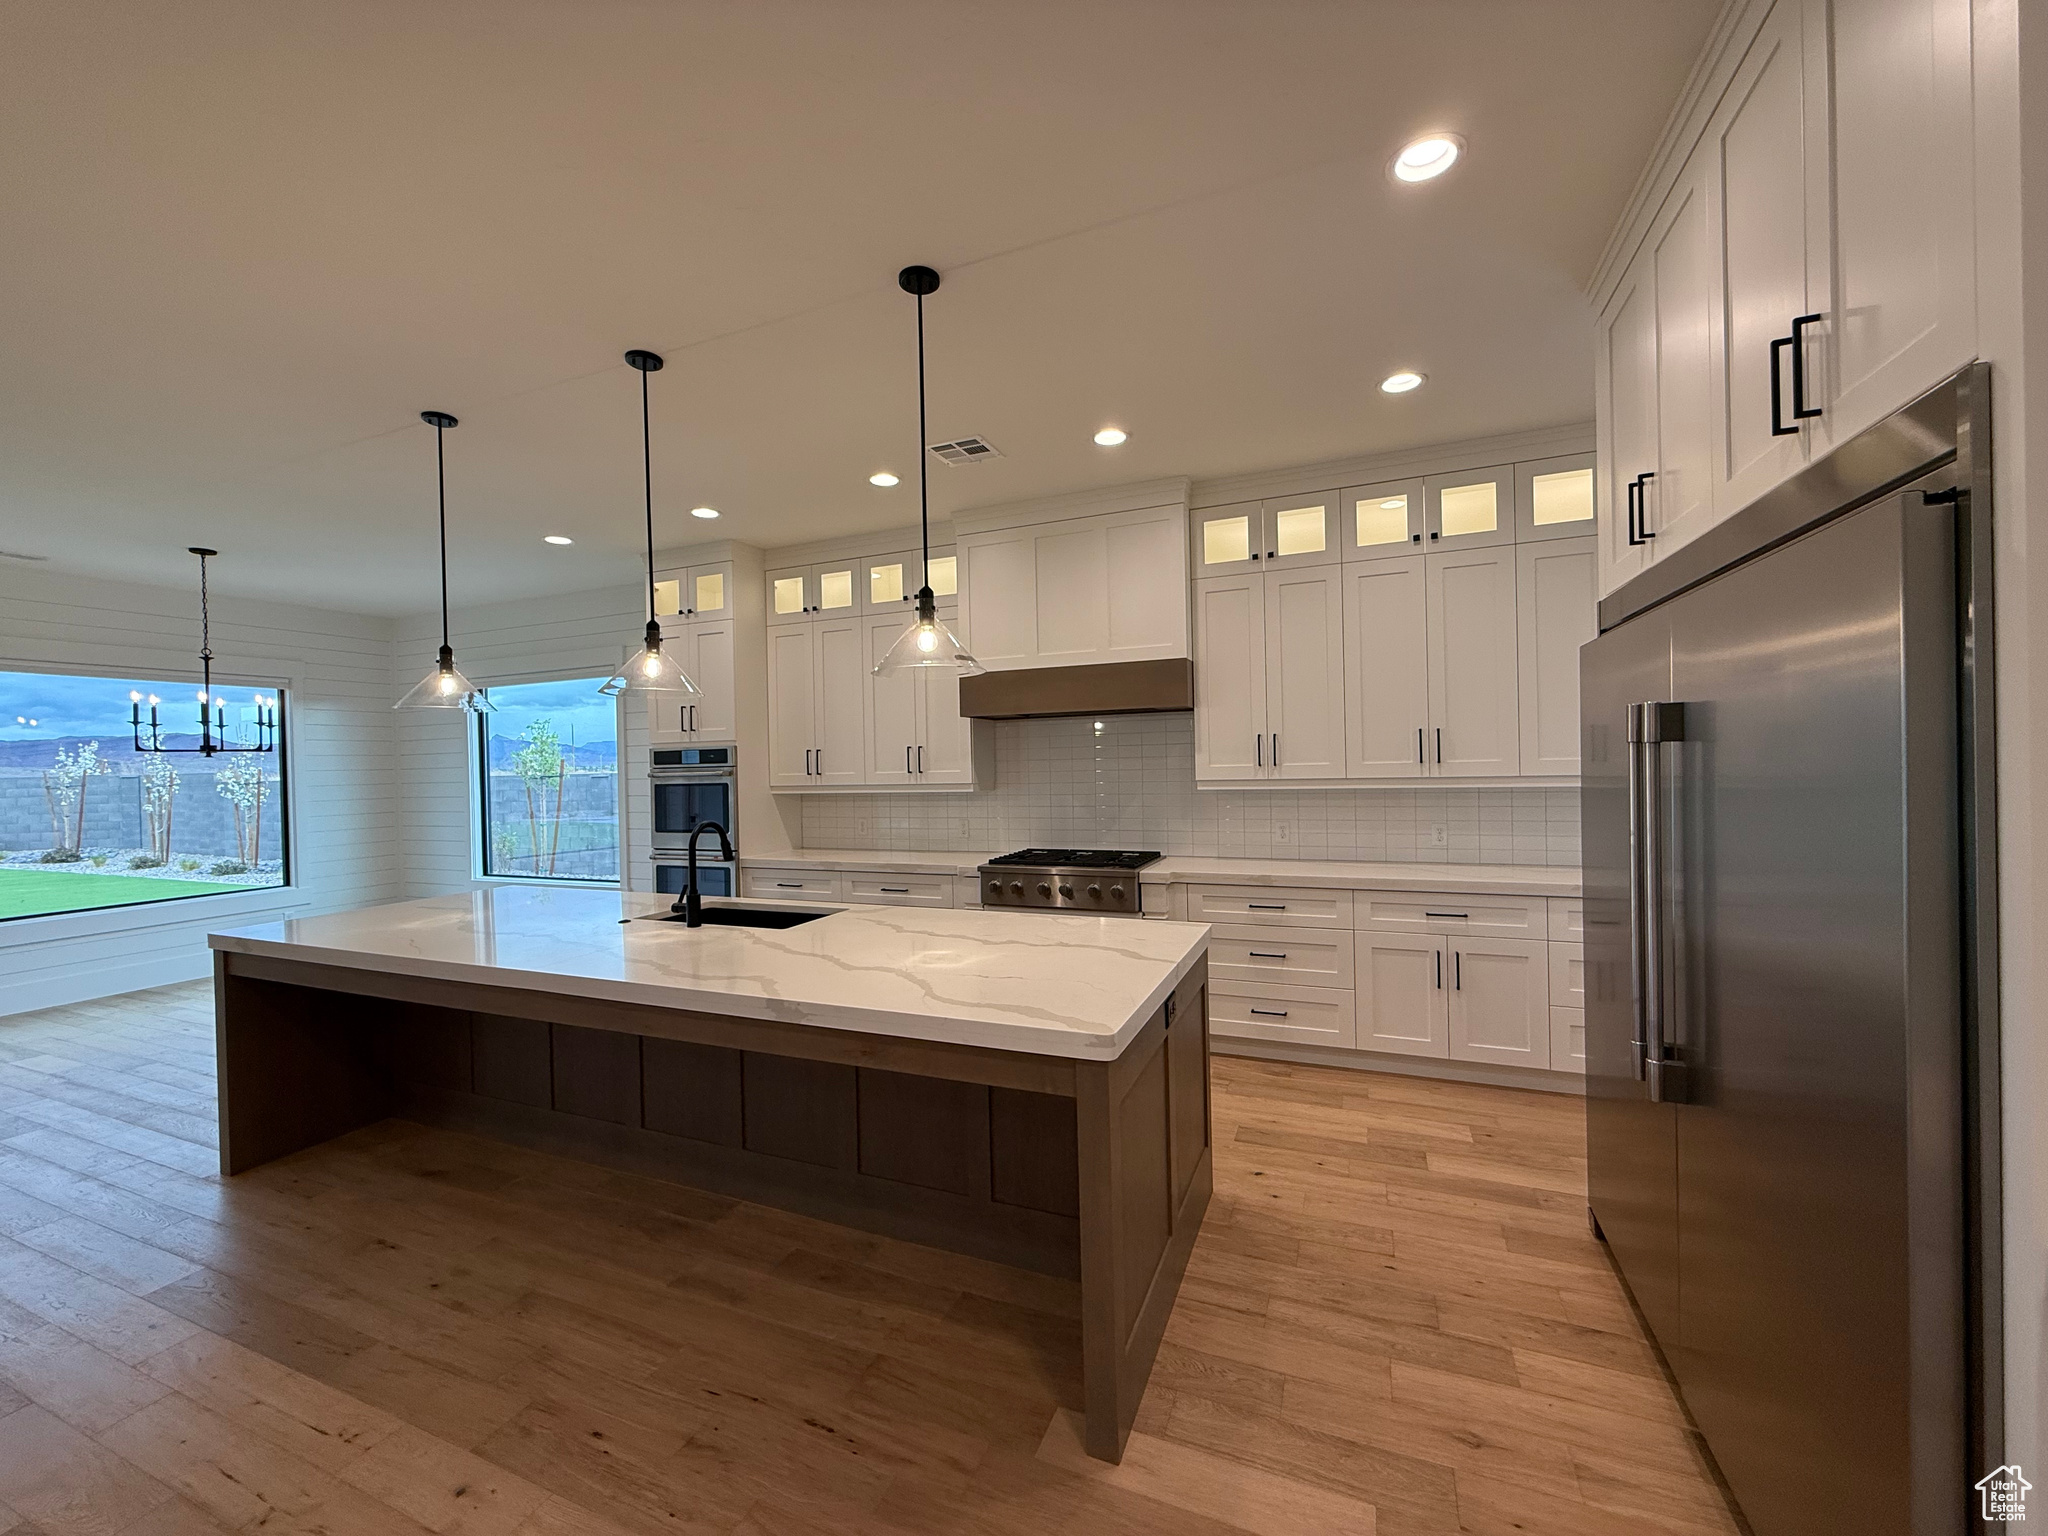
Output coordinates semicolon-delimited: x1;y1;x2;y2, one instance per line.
0;735;223;771
486;737;617;773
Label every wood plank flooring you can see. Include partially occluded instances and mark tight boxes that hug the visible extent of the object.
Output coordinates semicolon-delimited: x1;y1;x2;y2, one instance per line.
0;980;1739;1536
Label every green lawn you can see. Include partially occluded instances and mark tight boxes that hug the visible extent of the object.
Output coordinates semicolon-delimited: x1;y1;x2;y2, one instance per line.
0;867;253;919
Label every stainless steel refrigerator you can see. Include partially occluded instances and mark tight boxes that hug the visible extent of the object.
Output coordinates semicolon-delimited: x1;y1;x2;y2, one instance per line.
1581;367;2000;1536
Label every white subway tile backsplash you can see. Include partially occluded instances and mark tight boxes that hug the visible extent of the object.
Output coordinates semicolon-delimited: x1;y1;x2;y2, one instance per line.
798;713;1580;867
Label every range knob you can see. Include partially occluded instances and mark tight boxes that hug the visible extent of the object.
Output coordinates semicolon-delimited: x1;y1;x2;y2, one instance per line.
1037;882;1052;897
1008;881;1024;895
987;880;1001;895
1058;884;1074;899
1109;884;1127;902
1087;884;1101;898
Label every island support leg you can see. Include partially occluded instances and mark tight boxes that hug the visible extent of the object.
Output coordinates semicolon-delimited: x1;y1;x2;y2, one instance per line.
1074;963;1211;1462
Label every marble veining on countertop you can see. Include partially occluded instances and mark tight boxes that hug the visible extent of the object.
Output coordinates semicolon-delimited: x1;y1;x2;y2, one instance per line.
747;849;1580;897
210;887;1208;1060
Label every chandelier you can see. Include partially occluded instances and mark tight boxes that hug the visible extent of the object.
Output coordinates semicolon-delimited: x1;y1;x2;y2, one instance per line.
131;548;277;756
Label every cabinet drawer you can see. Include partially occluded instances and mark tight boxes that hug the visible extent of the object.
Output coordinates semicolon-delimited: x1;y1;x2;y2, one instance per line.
1209;982;1355;1050
846;873;952;907
1547;898;1584;941
1548;943;1584;1009
1209;925;1355;989
742;868;844;900
1354;889;1547;940
1550;1006;1586;1074
1186;885;1352;929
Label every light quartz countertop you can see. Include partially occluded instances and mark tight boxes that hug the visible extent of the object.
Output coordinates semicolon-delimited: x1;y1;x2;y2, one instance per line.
209;887;1208;1060
741;849;1581;898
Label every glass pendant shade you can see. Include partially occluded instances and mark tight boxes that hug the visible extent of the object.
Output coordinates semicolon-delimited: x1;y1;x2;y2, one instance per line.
600;621;701;697
396;645;494;712
873;591;984;676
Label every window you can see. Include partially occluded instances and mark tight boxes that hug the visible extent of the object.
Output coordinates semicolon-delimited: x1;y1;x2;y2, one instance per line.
0;667;288;921
477;678;620;883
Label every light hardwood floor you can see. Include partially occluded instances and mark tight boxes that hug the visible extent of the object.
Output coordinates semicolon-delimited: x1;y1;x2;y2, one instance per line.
0;980;1738;1536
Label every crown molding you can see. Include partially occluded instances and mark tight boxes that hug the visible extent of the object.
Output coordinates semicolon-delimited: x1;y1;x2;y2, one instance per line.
1189;422;1594;509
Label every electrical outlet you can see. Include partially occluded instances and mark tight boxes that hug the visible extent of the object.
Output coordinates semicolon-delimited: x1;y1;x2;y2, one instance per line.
1431;823;1448;847
958;819;972;840
1273;820;1294;846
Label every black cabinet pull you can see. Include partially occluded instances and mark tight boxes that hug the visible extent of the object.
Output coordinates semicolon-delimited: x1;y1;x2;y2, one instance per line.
880;887;910;894
1769;333;1799;436
1791;312;1823;420
1626;475;1640;546
1455;951;1462;990
1271;733;1279;766
776;881;804;888
1248;902;1287;910
917;745;924;774
1250;1008;1289;1018
906;745;912;774
1249;951;1288;959
1436;950;1442;989
1416;727;1424;764
1256;734;1262;767
1424;912;1468;919
1638;472;1656;540
1435;728;1442;764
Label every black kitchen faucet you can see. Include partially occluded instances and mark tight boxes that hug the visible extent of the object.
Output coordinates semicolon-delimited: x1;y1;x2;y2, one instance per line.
677;819;734;927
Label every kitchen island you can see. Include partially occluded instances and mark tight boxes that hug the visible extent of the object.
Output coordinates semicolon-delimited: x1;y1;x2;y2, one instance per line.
207;887;1211;1462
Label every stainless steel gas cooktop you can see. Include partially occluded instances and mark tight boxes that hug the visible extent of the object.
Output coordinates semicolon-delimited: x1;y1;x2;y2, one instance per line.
978;849;1162;915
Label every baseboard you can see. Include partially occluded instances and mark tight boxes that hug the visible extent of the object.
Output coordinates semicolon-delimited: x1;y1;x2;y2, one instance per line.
2;950;213;1018
1211;1037;1586;1095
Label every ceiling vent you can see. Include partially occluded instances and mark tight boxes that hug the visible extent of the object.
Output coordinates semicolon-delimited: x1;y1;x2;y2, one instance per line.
927;436;1003;466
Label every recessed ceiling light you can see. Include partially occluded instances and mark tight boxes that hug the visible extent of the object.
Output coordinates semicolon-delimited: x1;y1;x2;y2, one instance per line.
1380;370;1426;394
1093;426;1128;447
690;506;719;519
543;534;573;545
869;472;899;487
1392;134;1463;183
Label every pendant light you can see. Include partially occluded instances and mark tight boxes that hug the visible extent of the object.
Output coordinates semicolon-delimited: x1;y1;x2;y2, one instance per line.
395;410;493;712
873;266;983;677
131;547;278;755
600;349;701;697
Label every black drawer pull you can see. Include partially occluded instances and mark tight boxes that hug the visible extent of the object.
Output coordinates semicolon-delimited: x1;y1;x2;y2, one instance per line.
1250;1008;1289;1018
1248;951;1288;959
880;887;910;894
1424;912;1468;919
776;882;804;888
1247;903;1288;910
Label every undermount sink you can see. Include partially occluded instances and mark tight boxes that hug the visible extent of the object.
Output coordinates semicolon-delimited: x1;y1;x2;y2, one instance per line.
654;905;828;930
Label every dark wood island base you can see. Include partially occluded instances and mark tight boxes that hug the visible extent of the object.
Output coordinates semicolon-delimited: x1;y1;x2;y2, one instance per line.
213;949;1211;1463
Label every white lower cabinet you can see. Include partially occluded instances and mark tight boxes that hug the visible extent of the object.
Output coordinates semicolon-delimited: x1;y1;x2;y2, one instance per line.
743;867;843;900
1550;1007;1587;1073
1549;943;1585;1009
1208;925;1354;989
1357;932;1450;1058
1210;981;1356;1050
1446;937;1552;1069
846;872;952;907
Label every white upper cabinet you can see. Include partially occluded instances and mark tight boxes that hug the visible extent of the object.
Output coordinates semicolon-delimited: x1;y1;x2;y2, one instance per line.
1258;493;1340;569
1424;466;1515;552
812;616;866;787
1818;0;1975;446
1711;0;1820;515
654;562;734;625
648;619;735;747
1516;539;1596;776
1594;0;1974;580
765;559;858;621
1598;263;1659;596
1191;495;1339;577
1341;478;1427;560
1425;547;1520;776
861;547;957;614
1193;573;1267;781
862;614;921;785
1191;501;1261;578
960;502;1187;668
1263;567;1346;778
1512;456;1597;545
765;623;819;788
915;662;976;787
1343;556;1429;779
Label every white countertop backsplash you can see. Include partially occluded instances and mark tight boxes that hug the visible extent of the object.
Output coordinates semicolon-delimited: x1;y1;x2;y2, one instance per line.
211;887;1208;1059
794;713;1580;869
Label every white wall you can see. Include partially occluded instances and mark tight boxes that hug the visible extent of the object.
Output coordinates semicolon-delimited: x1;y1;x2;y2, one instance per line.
0;564;400;1014
392;581;652;898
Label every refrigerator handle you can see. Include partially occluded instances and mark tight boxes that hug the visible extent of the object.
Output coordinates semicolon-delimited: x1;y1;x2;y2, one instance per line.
1626;703;1649;1082
1638;701;1688;1104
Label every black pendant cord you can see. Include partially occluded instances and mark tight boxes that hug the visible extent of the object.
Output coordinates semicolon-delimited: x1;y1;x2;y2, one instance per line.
641;361;657;627
196;550;215;752
435;419;451;655
916;288;930;595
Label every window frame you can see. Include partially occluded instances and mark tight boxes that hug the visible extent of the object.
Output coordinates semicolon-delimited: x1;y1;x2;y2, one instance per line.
471;676;625;889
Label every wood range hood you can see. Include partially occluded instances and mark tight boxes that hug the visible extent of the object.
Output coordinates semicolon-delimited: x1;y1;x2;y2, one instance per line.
956;659;1194;720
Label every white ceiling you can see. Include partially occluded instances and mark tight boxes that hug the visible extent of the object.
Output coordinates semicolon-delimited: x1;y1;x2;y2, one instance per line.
0;0;1716;616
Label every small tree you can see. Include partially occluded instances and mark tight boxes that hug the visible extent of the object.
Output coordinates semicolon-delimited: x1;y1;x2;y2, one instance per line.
141;756;180;863
509;717;567;875
41;742;111;856
214;755;273;866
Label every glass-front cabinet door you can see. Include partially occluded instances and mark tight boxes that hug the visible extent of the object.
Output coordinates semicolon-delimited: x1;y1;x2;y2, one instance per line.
684;562;731;618
1513;454;1597;544
1341;478;1426;560
1424;465;1515;551
811;560;857;619
766;565;812;619
1191;501;1261;577
1259;492;1339;568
